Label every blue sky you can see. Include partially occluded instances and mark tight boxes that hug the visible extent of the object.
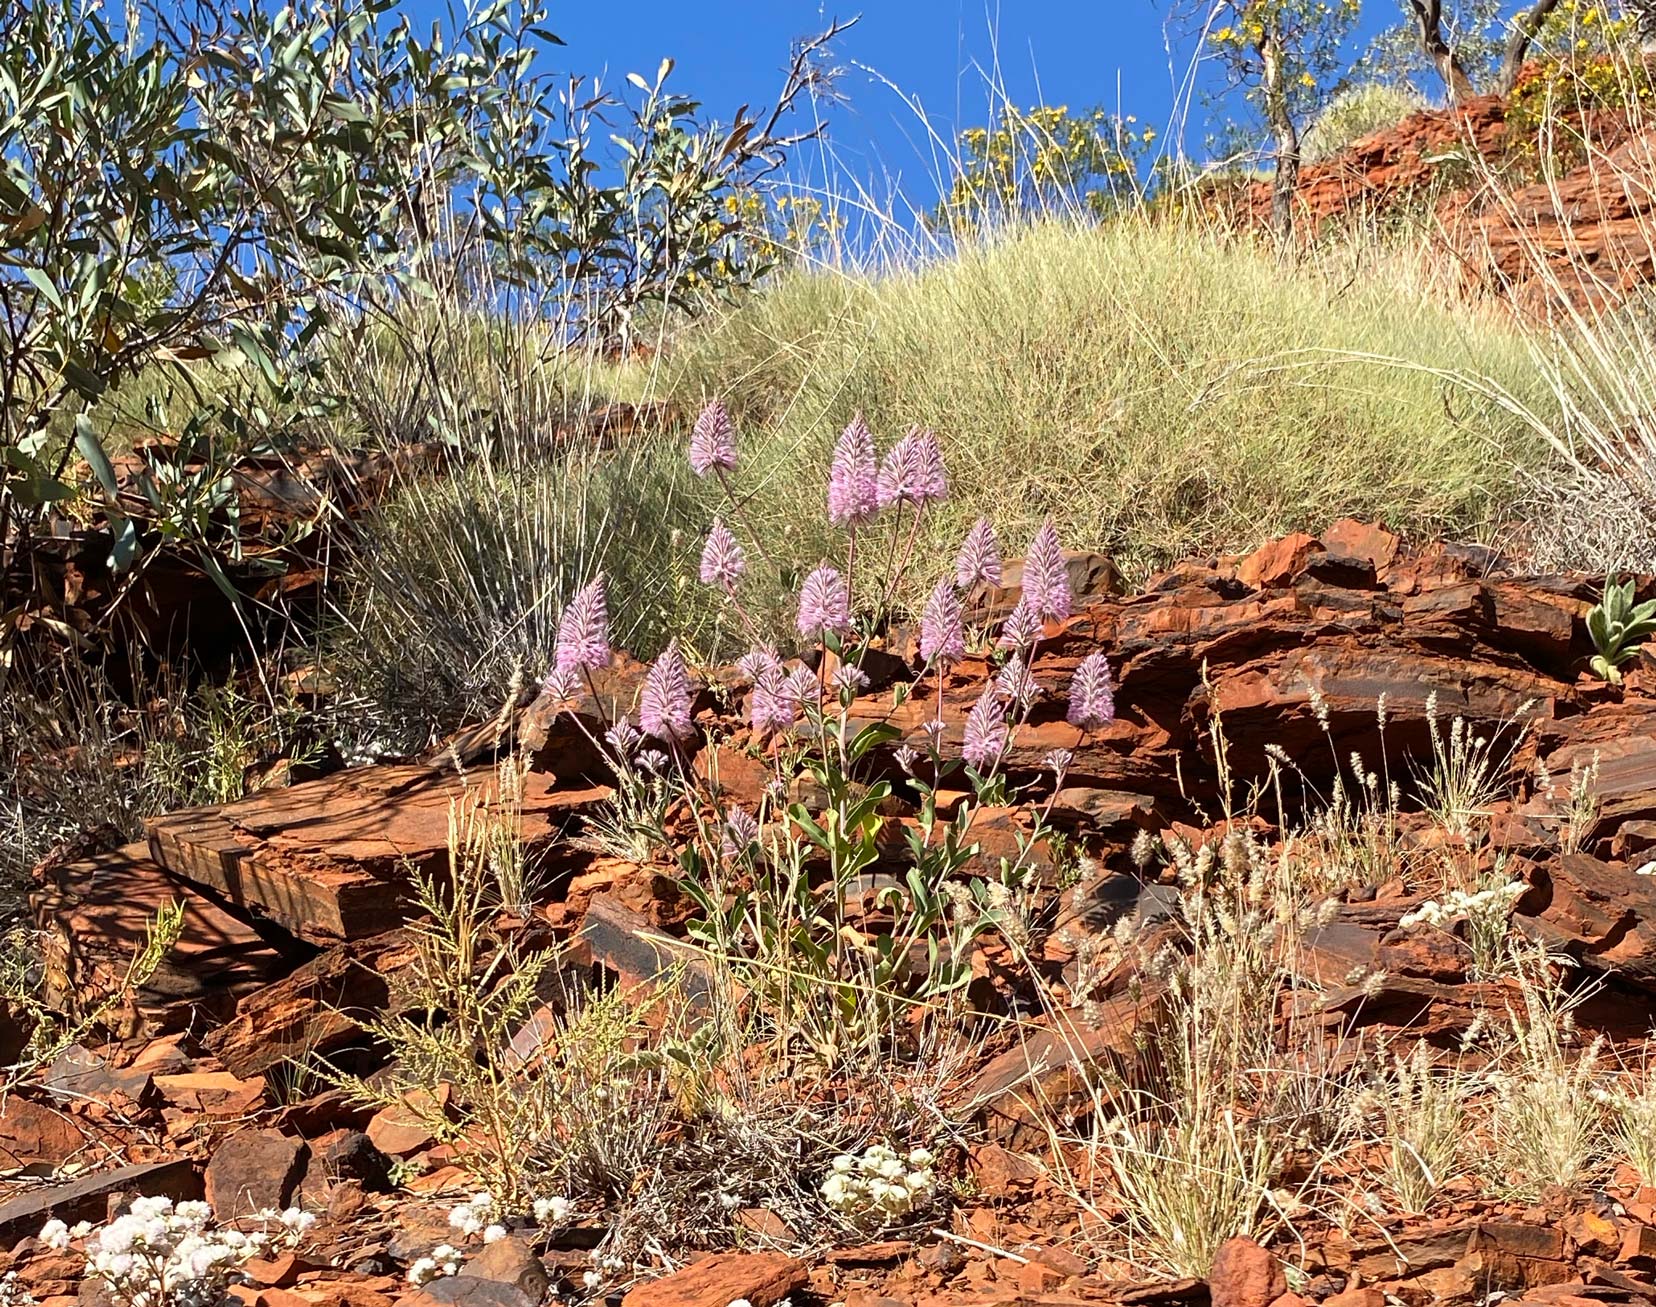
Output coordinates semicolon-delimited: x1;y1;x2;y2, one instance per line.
534;1;1403;204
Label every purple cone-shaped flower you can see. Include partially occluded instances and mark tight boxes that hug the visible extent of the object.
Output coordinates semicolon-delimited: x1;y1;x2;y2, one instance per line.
996;654;1040;712
828;414;879;527
604;719;642;758
721;806;759;860
876;427;947;509
781;664;822;708
689;399;737;478
998;596;1042;650
919;578;964;666
962;687;1008;771
796;565;850;639
1066;651;1116;731
737;645;782;685
912;428;948;501
541;665;581;703
955;517;1002;590
750;666;796;734
555;577;610;672
640;641;694;743
1022;520;1071;622
699;519;746;590
832;664;870;698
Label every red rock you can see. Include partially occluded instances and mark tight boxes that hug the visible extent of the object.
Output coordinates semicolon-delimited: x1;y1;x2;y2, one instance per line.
0;1159;200;1243
1322;1289;1384;1307
1209;1236;1286;1307
204;1128;309;1217
618;1251;807;1307
206;930;420;1079
0;1095;86;1167
147;765;608;942
29;844;290;1032
365;1087;450;1158
1236;532;1321;590
462;1235;547;1301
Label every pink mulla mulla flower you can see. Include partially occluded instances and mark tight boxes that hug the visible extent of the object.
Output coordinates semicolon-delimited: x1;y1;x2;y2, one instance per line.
910;427;948;502
721;806;760;860
604;719;642;758
698;519;746;590
1066;651;1117;732
540;666;581;703
1022;520;1072;622
998;596;1042;650
827;414;879;527
919;578;964;666
961;686;1008;771
832;664;869;698
796;565;851;639
874;427;927;510
781;664;822;708
554;576;610;672
688;399;737;478
737;645;782;685
996;654;1040;713
750;665;796;734
640;641;694;743
955;517;1002;590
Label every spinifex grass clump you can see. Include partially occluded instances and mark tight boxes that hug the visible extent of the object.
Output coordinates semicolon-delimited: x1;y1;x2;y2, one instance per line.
537;403;1120;1074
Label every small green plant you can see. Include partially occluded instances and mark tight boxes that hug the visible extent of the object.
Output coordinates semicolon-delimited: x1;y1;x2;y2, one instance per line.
2;902;183;1091
333;796;668;1212
1587;574;1656;684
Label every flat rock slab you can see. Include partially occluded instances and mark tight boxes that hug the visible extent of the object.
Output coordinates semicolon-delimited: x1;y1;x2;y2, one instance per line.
0;1158;199;1243
30;844;291;1028
147;765;609;942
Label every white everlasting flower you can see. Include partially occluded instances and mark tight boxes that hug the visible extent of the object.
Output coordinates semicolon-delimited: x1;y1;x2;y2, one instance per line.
39;1220;71;1251
532;1196;572;1225
482;1225;507;1244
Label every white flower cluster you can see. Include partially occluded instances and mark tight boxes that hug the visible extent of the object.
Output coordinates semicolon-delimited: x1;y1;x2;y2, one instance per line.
1399;881;1525;933
0;1271;36;1307
820;1143;937;1226
40;1199;314;1307
446;1193;506;1245
405;1245;463;1287
411;1190;574;1286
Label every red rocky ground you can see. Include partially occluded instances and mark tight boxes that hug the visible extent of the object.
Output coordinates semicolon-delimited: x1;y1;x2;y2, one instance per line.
7;522;1656;1307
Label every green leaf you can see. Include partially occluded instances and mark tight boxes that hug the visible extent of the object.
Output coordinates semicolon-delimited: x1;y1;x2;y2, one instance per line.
73;415;121;500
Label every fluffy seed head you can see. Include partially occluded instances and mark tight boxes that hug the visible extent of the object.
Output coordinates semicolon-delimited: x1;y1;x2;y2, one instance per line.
955;517;1002;589
689;399;737;477
797;565;851;638
555;576;610;672
640;641;694;743
1066;651;1117;731
962;687;1007;771
828;414;879;527
919;578;964;665
1022;520;1071;621
698;519;747;589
